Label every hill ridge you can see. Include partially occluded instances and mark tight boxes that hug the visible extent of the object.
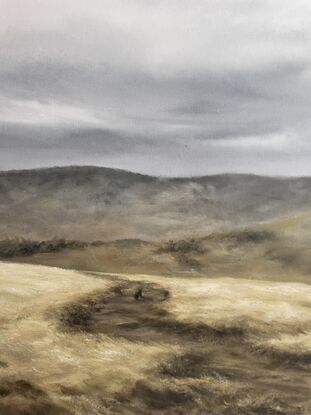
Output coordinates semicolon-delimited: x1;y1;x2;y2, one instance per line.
1;165;308;181
1;166;311;241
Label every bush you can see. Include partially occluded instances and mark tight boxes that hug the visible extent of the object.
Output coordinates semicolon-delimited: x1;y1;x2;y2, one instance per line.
159;239;205;254
0;238;88;258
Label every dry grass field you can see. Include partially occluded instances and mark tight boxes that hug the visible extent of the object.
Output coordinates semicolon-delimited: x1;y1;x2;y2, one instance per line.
2;189;311;414
0;259;310;414
10;211;311;285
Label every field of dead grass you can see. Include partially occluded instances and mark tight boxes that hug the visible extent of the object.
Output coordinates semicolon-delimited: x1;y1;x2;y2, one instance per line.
0;262;310;414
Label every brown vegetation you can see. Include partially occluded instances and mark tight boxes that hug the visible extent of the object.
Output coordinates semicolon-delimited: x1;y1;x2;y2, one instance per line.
0;239;88;259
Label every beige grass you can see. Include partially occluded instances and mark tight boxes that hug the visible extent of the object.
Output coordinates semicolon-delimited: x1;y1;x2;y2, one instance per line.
0;263;177;414
0;262;310;414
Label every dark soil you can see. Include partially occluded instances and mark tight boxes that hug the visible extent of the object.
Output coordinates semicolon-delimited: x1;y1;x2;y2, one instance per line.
59;280;244;344
0;379;72;415
57;279;311;415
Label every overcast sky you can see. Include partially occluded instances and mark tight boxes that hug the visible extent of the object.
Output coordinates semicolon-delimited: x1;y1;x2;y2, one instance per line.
0;0;310;176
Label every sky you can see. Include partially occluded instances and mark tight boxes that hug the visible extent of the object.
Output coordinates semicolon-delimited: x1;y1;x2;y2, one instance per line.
0;0;310;176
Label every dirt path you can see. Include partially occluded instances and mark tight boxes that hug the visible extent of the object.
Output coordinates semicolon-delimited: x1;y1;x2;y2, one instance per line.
58;276;311;415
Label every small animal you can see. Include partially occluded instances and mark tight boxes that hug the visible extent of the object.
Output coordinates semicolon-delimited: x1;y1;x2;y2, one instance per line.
134;288;143;300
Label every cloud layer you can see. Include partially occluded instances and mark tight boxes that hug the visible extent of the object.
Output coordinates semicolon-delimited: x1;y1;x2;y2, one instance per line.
1;0;310;175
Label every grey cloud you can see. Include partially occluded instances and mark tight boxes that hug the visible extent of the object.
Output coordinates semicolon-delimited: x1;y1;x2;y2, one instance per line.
0;0;311;175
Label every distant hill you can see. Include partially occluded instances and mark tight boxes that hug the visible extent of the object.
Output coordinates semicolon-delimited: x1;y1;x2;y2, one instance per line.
1;166;311;241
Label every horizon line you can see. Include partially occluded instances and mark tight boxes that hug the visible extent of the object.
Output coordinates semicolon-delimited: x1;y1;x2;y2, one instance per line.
0;164;309;180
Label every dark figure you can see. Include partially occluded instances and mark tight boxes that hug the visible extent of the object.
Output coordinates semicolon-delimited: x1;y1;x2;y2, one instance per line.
134;288;143;301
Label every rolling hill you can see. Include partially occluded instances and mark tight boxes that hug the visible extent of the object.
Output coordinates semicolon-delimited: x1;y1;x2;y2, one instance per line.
1;167;311;413
1;166;311;241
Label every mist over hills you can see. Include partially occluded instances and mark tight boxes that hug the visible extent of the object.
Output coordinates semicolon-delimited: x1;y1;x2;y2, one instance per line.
1;166;311;241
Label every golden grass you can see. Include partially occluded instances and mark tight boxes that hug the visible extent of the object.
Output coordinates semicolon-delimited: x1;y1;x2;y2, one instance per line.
0;262;310;413
7;211;311;287
0;263;179;414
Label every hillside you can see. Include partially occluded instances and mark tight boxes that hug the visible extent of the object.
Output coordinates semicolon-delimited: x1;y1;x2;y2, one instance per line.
6;213;311;285
1;166;311;241
1;167;311;413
